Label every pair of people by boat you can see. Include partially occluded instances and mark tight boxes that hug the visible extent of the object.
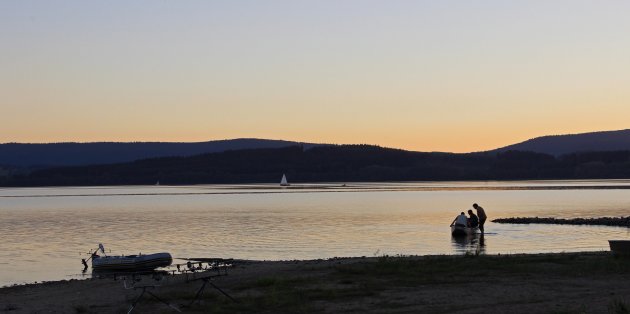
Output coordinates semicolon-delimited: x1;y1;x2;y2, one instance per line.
451;210;478;228
450;203;488;234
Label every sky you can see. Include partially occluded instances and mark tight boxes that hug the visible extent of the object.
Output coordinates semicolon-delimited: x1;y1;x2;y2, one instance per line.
1;1;629;153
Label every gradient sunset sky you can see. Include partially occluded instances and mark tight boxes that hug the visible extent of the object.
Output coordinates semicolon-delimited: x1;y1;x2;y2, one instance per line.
1;1;629;152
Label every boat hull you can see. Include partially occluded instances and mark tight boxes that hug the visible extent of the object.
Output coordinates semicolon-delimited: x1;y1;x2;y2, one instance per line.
451;225;478;237
92;252;172;271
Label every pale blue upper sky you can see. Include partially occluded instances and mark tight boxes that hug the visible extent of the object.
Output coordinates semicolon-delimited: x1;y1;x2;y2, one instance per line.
2;1;629;152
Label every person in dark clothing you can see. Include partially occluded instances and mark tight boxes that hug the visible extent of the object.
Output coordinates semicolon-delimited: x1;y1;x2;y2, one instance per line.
467;209;479;228
473;203;487;233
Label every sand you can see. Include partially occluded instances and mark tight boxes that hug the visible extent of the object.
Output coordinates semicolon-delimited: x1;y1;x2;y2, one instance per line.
2;252;630;313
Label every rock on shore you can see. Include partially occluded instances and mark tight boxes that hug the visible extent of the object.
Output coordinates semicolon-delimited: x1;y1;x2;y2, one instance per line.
492;216;630;227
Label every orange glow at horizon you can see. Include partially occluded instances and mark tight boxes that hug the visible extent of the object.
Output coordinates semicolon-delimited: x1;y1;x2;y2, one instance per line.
1;1;630;152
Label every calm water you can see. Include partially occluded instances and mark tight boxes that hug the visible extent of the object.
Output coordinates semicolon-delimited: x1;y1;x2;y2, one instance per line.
2;180;630;286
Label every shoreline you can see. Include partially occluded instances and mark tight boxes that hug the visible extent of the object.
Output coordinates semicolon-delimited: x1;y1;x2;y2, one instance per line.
0;250;611;289
3;251;630;313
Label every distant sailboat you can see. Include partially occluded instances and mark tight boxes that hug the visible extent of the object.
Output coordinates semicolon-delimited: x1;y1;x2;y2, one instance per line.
155;180;160;186
280;174;289;186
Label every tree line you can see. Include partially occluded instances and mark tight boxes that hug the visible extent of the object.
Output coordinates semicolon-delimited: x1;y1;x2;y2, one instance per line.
2;145;630;186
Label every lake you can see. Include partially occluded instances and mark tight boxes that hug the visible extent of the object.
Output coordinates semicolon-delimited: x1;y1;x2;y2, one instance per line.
2;180;630;287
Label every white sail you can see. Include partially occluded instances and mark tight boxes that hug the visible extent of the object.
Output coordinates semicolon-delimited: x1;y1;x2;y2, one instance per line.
280;174;289;186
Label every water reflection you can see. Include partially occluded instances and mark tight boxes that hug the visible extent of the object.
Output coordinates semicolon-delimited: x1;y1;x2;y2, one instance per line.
451;233;486;255
3;182;630;286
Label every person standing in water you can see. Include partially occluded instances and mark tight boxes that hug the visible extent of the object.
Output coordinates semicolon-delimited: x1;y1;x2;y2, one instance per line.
473;203;487;233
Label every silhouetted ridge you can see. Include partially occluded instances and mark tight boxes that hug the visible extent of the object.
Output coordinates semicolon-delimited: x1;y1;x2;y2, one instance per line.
493;129;630;156
5;129;630;170
4;145;630;186
0;139;321;167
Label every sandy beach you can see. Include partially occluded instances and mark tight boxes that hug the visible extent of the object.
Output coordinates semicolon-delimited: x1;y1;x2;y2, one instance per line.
2;252;630;313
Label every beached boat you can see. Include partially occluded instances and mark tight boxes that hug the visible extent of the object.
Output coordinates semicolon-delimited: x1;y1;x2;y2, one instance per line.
92;252;173;271
451;224;479;237
609;240;630;256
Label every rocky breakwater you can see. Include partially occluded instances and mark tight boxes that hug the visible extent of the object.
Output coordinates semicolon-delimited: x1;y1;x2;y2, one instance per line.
492;216;630;227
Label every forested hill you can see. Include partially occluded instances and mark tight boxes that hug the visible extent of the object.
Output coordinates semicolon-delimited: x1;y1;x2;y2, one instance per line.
0;139;318;167
492;129;630;156
3;145;630;186
4;129;630;169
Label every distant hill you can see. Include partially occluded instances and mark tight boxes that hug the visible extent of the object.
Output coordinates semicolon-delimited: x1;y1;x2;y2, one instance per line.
492;129;630;156
3;128;630;173
4;145;630;186
0;139;320;167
